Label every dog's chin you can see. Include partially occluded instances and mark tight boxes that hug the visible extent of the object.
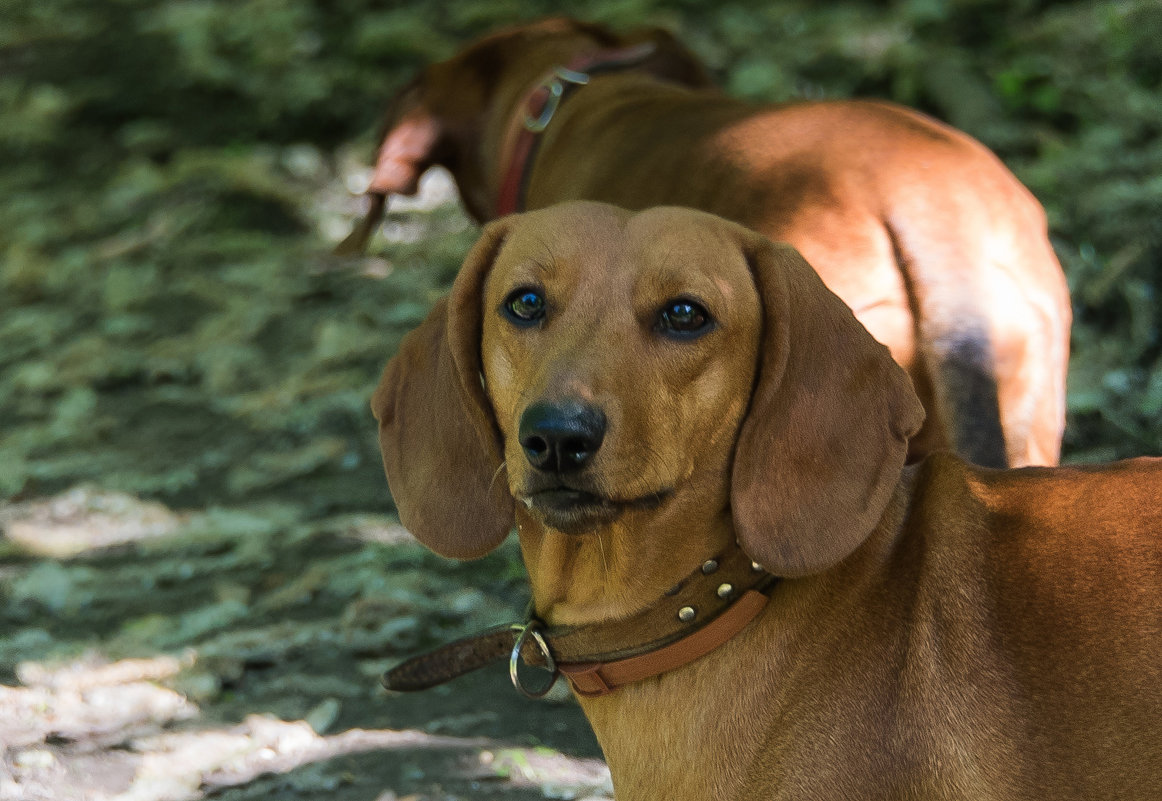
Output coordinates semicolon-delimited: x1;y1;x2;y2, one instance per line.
522;488;670;535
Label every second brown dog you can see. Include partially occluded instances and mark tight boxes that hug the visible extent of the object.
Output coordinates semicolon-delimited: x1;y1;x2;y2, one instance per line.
353;17;1070;468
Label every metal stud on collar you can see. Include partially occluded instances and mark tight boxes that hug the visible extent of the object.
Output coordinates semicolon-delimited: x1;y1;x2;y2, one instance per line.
509;621;559;699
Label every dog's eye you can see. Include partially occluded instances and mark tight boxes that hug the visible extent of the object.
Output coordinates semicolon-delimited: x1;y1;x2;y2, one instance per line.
503;288;546;325
657;299;713;337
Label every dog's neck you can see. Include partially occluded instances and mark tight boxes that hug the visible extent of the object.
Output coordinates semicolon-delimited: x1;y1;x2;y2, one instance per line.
482;46;661;220
514;504;765;799
517;498;764;799
533;469;922;800
515;498;737;628
459;46;593;221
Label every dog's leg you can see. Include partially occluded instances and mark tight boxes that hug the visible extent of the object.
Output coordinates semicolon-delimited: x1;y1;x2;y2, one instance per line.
886;208;1067;469
887;223;1009;468
925;326;1008;469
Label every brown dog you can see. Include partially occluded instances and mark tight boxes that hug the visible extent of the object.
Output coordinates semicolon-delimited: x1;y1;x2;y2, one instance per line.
355;17;1071;469
373;203;1160;801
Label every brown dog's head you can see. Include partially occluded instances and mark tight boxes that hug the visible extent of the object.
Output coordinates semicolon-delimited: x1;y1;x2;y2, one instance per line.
364;18;712;222
372;202;923;577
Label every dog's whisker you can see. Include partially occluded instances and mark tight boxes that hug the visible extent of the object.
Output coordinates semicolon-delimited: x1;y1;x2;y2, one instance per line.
489;460;508;493
596;527;610;579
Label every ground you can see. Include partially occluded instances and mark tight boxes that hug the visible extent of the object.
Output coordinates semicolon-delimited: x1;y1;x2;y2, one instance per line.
0;176;609;800
0;485;609;801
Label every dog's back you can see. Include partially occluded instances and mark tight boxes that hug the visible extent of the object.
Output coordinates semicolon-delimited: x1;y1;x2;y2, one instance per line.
885;454;1162;797
736;453;1162;799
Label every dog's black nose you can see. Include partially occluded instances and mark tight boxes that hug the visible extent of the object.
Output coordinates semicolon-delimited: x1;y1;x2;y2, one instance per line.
519;401;606;474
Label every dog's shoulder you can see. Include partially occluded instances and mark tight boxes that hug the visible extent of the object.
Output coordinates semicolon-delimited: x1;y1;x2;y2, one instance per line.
901;451;1161;553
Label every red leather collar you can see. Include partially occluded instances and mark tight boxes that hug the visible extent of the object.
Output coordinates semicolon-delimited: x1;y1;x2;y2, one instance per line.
494;43;658;217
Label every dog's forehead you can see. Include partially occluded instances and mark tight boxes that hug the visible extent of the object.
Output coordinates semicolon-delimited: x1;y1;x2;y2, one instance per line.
494;204;750;294
625;207;747;265
497;203;631;270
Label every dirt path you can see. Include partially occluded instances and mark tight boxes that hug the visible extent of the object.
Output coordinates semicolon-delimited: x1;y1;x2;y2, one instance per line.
0;488;609;800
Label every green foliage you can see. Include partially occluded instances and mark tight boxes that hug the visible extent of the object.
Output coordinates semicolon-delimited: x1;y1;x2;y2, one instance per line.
0;0;1158;513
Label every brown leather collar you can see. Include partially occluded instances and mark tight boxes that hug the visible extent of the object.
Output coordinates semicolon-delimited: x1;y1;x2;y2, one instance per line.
382;542;777;698
494;42;657;218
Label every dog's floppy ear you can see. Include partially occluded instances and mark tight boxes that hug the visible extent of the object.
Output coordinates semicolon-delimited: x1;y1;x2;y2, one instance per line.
371;219;515;559
731;234;925;577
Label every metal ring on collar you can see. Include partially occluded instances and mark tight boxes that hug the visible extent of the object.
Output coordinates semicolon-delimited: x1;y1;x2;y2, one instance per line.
523;67;590;133
509;620;559;698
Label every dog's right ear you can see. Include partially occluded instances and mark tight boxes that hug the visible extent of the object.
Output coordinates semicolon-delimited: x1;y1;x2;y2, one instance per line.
371;219;515;559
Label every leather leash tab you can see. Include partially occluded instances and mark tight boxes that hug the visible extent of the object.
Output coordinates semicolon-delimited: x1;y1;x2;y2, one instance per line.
383;619;559;692
382;624;517;692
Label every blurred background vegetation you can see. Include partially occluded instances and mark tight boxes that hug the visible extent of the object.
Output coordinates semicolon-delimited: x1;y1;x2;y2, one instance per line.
2;0;1160;512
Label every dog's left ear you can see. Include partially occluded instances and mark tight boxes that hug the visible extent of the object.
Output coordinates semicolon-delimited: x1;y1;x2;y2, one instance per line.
731;234;925;577
371;219;516;559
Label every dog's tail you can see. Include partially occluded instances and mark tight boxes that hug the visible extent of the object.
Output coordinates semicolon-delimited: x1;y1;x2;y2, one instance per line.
911;308;1009;469
334;193;387;257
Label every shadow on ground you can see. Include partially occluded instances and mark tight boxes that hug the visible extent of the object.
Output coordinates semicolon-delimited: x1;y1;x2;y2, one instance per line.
0;174;607;800
0;487;608;800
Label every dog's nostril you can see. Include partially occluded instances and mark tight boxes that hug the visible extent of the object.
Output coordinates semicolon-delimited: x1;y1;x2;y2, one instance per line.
562;437;590;462
518;401;606;474
523;435;549;456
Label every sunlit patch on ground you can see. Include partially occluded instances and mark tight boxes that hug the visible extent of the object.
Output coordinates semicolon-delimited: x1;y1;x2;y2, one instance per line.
1;651;611;800
0;487;605;799
0;487;186;559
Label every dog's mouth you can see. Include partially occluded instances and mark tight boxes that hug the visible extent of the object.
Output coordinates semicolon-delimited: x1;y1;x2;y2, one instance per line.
520;486;671;534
